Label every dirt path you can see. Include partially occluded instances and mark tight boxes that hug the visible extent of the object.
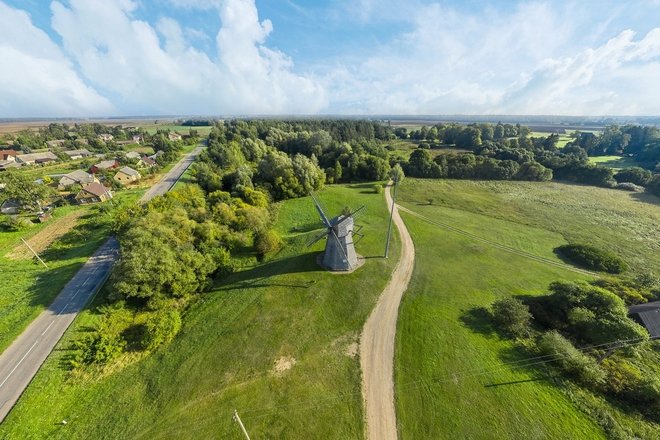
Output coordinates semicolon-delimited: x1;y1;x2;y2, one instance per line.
360;183;415;440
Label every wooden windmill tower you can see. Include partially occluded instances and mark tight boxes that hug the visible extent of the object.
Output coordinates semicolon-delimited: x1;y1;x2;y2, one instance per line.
308;193;365;271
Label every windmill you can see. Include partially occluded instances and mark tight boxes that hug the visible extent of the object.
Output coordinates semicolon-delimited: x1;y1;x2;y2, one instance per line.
307;193;365;271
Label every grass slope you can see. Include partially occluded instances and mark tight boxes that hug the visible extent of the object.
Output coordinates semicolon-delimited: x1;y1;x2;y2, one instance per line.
588;155;639;170
0;184;399;439
394;178;660;439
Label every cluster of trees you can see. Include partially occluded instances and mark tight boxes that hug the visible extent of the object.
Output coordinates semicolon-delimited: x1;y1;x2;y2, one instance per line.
70;182;283;368
489;279;660;425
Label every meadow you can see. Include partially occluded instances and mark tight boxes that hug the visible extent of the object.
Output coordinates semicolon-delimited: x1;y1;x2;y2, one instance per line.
0;184;400;439
394;178;660;439
589;155;640;169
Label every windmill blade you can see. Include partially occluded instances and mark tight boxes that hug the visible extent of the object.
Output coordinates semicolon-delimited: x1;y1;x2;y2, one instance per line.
329;227;352;269
310;192;332;228
348;205;366;221
306;230;327;247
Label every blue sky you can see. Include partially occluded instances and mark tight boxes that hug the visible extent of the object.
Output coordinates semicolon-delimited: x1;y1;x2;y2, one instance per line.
1;0;660;117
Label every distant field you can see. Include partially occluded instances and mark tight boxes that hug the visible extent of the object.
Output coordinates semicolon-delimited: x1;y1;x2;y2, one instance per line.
142;124;213;136
529;131;574;148
0;184;401;439
589;155;639;169
394;179;660;439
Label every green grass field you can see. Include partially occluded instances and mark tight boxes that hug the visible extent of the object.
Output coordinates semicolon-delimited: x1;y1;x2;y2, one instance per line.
0;184;400;439
394;178;660;439
589;155;639;169
0;205;112;353
143;124;213;136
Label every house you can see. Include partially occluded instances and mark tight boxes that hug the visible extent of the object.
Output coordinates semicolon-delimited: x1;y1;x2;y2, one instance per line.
75;182;113;204
149;150;165;160
114;166;141;184
1;200;20;215
63;149;92;160
137;156;157;168
90;159;119;174
629;302;660;339
45;139;66;148
168;132;182;142
15;151;58;165
98;133;114;142
132;135;143;144
125;151;141;160
0;149;18;161
58;170;98;189
0;160;21;171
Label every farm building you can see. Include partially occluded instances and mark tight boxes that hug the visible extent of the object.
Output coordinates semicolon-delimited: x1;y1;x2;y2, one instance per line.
1;200;20;215
137;156;157;168
45;139;66;148
0;149;18;161
114;166;141;184
75;182;113;204
58;170;98;189
15;152;58;165
90;159;119;174
63;149;92;160
0;160;21;171
629;302;660;339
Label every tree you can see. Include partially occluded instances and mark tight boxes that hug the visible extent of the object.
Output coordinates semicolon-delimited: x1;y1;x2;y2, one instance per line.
491;297;532;337
614;167;652;186
0;172;52;212
389;163;405;184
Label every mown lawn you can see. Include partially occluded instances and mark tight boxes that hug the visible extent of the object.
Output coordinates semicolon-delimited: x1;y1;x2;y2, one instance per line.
588;155;639;169
0;184;400;439
394;178;660;439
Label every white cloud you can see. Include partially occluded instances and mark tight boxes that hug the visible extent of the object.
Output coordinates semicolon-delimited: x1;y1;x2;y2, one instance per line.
322;2;660;115
50;0;325;115
0;1;114;117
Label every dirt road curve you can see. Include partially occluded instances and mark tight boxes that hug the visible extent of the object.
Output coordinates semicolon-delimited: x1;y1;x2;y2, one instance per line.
360;183;415;440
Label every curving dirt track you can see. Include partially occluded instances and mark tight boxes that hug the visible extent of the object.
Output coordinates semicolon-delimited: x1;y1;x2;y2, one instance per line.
360;183;415;440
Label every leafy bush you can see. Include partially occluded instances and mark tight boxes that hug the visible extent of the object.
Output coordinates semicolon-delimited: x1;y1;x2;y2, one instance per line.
615;182;645;192
141;309;182;351
490;297;532;337
614;167;652;186
537;330;605;387
556;243;627;273
373;183;383;194
255;229;283;258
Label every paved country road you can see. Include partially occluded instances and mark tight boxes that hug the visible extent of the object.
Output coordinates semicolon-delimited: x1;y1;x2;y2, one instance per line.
360;183;415;440
0;146;204;423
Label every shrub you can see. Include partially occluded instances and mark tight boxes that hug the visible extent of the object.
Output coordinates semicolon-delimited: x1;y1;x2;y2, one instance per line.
614;167;652;186
255;229;283;258
556;243;627;273
490;297;532;337
141;309;182;351
647;174;660;197
615;182;645;192
373;183;383;194
537;330;605;387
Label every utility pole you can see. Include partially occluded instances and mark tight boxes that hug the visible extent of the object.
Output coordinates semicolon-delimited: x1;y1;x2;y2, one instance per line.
384;177;398;258
233;410;251;440
21;238;48;268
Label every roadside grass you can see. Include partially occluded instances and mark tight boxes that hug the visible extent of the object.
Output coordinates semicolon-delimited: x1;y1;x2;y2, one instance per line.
394;178;660;439
0;183;400;439
0;205;112;353
589;155;639;169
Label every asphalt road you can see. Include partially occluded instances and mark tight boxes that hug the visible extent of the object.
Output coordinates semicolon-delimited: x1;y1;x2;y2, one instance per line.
0;238;119;422
139;146;203;203
0;146;204;423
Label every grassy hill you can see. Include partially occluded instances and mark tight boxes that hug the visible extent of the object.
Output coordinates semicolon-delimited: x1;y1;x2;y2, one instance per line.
0;184;399;439
394;178;660;439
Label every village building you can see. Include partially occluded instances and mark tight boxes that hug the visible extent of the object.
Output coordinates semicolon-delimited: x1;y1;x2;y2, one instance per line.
45;139;66;148
168;132;182;142
63;149;92;160
75;182;113;204
629;302;660;339
0;160;21;171
98;133;114;142
0;200;20;215
0;150;18;161
114;166;141;184
58;170;98;189
132;135;143;144
15;151;58;165
137;156;157;168
90;159;119;174
149;150;165;160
